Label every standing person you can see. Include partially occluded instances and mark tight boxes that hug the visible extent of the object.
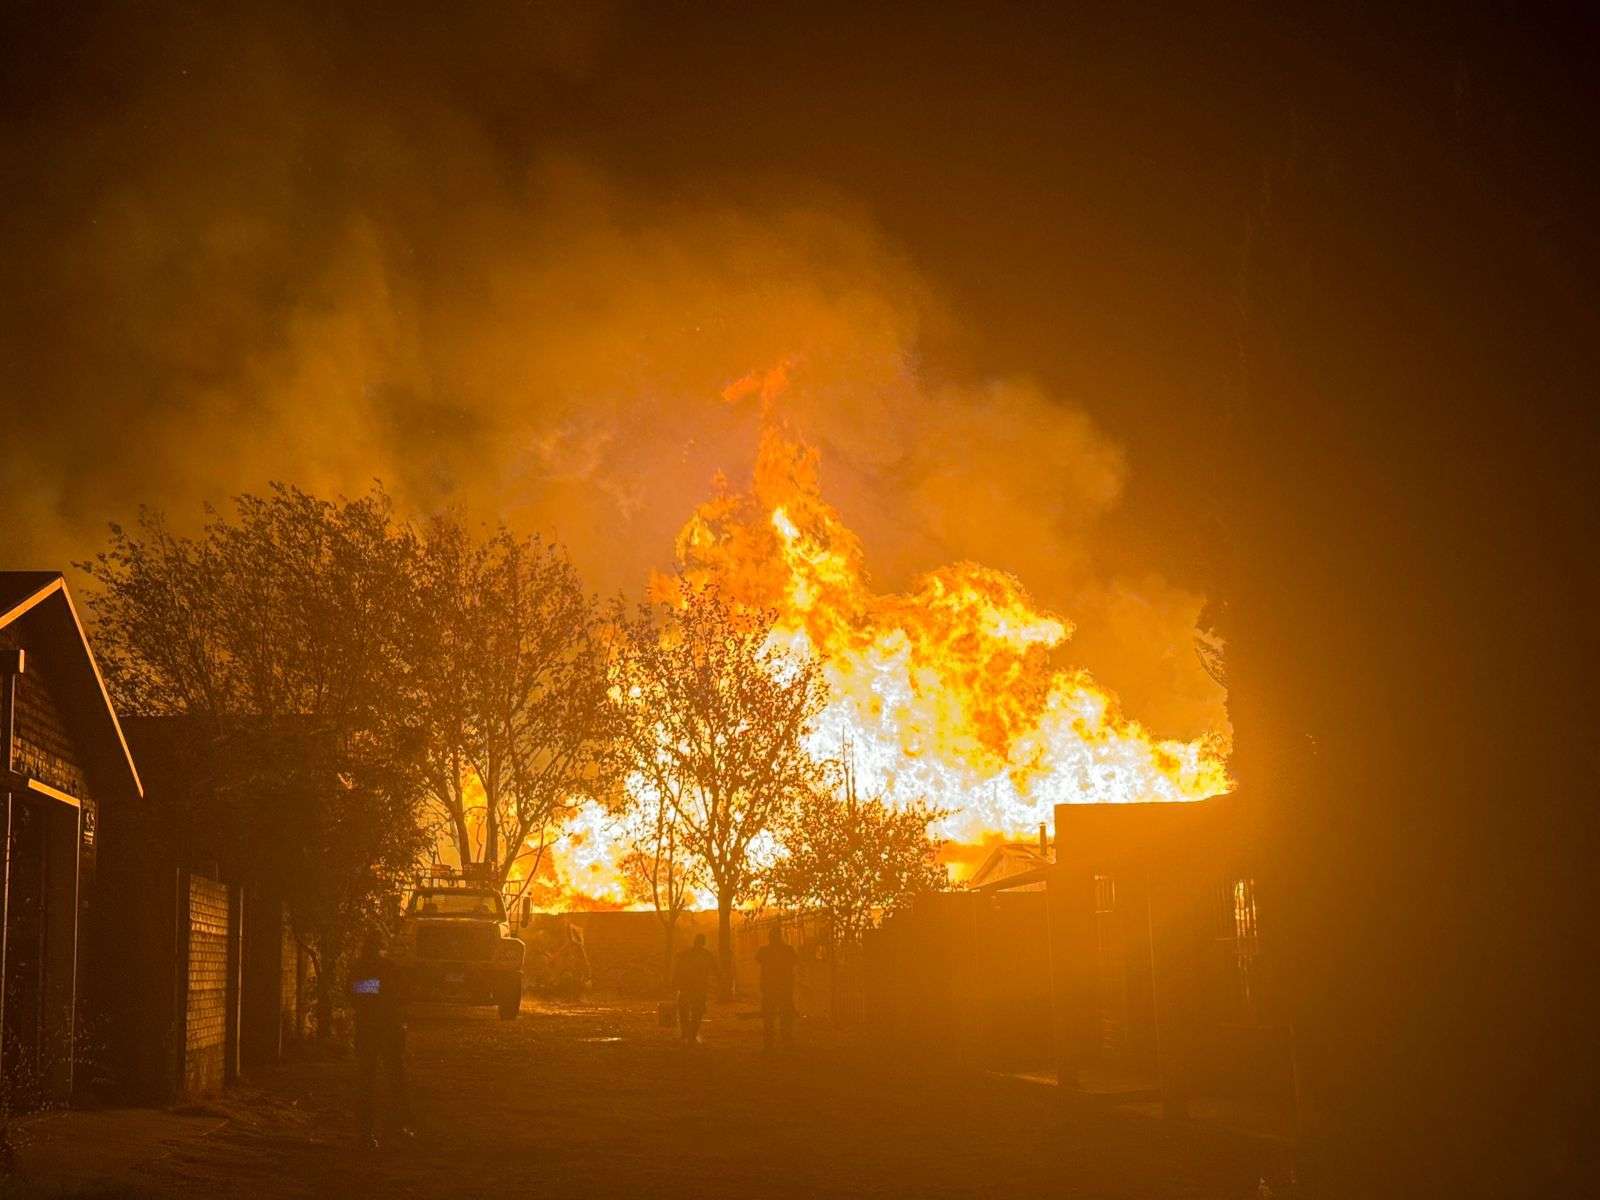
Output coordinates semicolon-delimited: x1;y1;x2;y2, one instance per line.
349;931;412;1147
673;932;717;1045
755;925;798;1051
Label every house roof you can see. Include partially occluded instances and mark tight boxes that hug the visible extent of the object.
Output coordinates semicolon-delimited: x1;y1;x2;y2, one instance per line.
0;571;66;620
967;841;1053;892
0;571;142;799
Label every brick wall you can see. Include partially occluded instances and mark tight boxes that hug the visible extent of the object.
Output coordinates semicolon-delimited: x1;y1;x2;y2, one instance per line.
184;875;231;1095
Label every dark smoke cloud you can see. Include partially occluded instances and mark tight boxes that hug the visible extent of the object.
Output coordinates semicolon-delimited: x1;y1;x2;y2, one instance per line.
0;0;1223;740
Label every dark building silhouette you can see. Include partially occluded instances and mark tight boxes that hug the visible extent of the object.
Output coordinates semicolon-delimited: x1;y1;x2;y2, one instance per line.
1;571;142;1107
866;796;1293;1135
113;715;311;1101
1045;799;1291;1127
2;572;305;1107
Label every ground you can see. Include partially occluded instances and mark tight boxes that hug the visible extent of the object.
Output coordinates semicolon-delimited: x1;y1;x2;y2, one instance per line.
9;998;1282;1199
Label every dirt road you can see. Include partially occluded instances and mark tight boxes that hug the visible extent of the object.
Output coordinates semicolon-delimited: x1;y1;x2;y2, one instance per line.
121;998;1271;1199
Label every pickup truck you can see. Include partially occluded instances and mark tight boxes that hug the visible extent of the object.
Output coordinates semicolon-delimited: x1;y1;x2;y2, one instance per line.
392;875;525;1020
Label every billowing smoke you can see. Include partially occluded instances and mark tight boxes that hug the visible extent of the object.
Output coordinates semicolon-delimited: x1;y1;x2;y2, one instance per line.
0;1;1223;743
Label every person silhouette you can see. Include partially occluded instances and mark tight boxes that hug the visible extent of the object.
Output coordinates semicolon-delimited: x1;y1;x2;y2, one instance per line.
349;930;413;1146
672;933;717;1045
755;925;798;1051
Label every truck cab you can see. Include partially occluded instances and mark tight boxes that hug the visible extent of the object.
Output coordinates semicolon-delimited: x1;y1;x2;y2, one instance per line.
393;870;525;1019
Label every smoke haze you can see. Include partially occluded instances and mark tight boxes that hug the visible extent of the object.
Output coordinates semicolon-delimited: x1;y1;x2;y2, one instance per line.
1;0;1222;739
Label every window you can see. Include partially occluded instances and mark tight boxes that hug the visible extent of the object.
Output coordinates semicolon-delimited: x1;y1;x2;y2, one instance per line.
411;891;502;919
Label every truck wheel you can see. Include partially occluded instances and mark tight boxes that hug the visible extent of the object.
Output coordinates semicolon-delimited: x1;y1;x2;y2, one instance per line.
498;977;521;1020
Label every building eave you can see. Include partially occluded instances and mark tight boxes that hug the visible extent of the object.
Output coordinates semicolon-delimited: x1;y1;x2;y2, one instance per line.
0;571;143;799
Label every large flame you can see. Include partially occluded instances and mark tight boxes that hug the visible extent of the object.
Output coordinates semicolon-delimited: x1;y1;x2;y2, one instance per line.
531;410;1229;909
673;427;1231;839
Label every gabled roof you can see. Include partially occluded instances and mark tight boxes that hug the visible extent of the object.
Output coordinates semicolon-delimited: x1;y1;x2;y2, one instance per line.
0;571;142;799
0;571;65;620
967;841;1053;892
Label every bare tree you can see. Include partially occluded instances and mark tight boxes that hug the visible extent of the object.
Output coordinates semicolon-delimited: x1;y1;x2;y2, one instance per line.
615;581;829;994
619;784;703;990
411;518;617;897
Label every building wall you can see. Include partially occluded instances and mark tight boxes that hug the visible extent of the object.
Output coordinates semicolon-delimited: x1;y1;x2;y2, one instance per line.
1047;798;1297;1125
1;623;92;1106
12;677;89;796
183;874;233;1095
2;624;97;887
235;890;282;1069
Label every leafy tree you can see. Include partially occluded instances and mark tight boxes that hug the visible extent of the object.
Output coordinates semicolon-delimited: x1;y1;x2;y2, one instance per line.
768;766;949;951
615;581;829;993
409;518;618;897
80;484;429;1033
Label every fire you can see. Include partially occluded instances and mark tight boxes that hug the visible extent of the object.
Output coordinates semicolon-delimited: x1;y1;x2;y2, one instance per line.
532;408;1229;908
445;779;637;912
540;799;634;909
678;426;1231;846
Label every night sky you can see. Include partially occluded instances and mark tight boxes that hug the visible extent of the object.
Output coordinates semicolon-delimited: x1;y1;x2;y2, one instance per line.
3;2;1596;1190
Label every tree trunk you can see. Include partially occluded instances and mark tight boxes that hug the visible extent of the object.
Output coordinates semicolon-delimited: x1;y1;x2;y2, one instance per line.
484;778;499;869
717;893;734;1000
449;751;472;868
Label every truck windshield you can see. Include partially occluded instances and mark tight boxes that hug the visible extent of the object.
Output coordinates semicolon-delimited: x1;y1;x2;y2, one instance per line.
412;892;501;918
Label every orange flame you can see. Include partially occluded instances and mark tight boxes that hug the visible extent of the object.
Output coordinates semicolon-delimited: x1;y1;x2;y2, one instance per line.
533;397;1229;909
681;427;1231;842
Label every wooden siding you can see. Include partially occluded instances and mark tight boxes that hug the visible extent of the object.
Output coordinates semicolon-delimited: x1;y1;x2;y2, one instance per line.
9;646;92;799
3;626;98;878
1;623;93;1106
